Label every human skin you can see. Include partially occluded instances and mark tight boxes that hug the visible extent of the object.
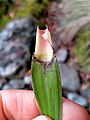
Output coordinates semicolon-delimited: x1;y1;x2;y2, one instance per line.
0;90;89;120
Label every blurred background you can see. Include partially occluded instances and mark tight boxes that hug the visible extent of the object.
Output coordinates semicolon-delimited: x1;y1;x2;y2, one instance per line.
0;0;90;116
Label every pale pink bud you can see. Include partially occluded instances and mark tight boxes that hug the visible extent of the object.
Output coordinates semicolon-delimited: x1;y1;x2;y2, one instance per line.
34;26;53;61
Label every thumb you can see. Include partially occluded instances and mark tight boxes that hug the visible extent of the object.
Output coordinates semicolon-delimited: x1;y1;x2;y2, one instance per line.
33;115;52;120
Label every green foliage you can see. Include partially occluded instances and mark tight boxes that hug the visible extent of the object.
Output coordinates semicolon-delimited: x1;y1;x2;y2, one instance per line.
0;16;10;29
0;0;50;29
0;0;14;17
74;24;90;73
31;0;49;17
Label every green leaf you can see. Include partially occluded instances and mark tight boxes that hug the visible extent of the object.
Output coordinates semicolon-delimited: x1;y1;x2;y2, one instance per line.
32;57;62;120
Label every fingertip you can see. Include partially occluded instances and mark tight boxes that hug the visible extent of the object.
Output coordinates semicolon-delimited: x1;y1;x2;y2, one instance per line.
62;97;89;120
33;115;52;120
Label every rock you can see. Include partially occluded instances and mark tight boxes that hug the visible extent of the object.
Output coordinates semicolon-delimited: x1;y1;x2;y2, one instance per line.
0;18;36;78
0;29;12;41
59;63;80;91
80;84;90;98
2;79;25;90
67;58;75;67
6;21;15;31
6;18;28;32
0;80;4;89
67;93;89;108
2;84;14;90
81;88;90;97
0;63;20;77
56;48;68;62
23;75;32;84
9;79;25;89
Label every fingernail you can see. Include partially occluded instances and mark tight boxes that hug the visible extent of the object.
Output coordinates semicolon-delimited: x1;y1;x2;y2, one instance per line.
32;115;52;120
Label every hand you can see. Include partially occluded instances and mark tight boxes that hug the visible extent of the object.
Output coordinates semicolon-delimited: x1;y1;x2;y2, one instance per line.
0;90;89;120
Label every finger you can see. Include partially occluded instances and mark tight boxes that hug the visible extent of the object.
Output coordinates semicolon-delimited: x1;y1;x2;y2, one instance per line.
33;115;52;120
0;90;89;120
0;91;7;120
0;90;40;120
62;97;89;120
